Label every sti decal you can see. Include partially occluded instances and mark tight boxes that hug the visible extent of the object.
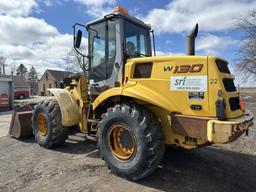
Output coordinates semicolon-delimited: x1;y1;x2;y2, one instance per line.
171;76;208;92
164;64;203;73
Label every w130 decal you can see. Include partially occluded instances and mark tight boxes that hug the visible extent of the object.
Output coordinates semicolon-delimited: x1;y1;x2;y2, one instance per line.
164;64;203;73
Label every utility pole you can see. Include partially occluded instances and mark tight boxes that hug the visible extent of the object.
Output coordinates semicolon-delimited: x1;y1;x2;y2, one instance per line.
0;56;6;75
10;70;14;110
3;61;5;75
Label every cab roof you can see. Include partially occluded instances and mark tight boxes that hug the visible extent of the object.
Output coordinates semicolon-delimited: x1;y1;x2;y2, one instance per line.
86;11;151;30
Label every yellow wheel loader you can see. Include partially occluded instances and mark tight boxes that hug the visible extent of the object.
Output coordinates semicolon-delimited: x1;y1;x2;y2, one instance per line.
9;7;254;180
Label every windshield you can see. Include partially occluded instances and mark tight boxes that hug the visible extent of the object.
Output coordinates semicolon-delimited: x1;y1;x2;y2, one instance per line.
124;21;151;58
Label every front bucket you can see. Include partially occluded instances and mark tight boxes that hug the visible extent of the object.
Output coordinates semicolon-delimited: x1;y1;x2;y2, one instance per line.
9;105;34;138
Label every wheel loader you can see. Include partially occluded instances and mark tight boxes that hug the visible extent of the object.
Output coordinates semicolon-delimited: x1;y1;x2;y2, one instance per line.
9;7;254;180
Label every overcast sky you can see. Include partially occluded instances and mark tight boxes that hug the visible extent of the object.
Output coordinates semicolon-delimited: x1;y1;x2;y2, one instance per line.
0;0;255;82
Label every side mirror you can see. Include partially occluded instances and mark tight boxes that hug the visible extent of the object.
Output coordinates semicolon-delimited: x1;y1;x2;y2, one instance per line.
74;30;82;48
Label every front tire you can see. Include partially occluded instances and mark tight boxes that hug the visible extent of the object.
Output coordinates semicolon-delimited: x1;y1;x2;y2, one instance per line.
32;99;68;149
98;103;165;180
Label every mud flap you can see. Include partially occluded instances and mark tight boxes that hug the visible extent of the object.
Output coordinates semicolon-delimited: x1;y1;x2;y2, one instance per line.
9;104;34;138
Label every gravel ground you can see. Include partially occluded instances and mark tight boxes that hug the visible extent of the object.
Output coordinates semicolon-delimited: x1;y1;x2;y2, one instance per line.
0;104;255;192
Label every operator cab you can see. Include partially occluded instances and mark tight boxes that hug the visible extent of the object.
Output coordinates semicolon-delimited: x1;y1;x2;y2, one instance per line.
74;7;152;93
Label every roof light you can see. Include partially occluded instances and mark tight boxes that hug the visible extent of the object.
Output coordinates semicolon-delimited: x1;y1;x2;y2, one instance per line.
113;6;128;15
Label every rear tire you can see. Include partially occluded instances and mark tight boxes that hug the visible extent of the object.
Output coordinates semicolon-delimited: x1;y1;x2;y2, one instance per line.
32;99;68;149
98;103;165;180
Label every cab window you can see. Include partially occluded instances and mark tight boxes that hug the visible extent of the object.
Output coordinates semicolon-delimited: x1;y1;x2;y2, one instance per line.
124;21;151;58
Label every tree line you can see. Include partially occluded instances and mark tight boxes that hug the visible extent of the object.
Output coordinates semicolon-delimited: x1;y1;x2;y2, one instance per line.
236;10;256;80
0;57;39;95
15;64;39;96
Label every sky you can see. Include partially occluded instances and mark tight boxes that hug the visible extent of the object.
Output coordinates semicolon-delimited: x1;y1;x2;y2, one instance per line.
0;0;255;83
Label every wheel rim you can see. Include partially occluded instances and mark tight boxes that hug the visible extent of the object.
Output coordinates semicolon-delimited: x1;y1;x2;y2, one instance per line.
108;123;136;160
36;112;48;136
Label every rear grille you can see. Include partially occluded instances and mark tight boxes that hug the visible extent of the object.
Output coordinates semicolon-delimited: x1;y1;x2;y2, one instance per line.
216;59;230;74
229;97;240;111
223;78;236;92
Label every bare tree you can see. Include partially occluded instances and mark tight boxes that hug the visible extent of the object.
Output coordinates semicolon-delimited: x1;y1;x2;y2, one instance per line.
0;56;6;75
65;48;88;75
236;10;256;80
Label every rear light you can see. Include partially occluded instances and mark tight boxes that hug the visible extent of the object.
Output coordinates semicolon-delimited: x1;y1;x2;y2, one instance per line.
215;90;226;120
239;95;245;112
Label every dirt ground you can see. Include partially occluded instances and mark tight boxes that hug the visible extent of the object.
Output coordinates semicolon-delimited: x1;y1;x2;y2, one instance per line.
0;111;12;137
0;103;256;192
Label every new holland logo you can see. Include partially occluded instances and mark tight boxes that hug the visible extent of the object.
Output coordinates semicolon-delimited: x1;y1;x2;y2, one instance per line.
164;64;203;73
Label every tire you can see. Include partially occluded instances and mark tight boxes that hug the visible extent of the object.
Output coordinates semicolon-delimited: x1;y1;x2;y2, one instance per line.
32;99;68;149
98;103;165;180
18;94;24;99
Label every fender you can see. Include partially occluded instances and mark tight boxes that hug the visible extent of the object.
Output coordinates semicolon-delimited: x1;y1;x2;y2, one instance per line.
122;84;176;112
92;88;122;110
47;88;80;126
92;85;176;112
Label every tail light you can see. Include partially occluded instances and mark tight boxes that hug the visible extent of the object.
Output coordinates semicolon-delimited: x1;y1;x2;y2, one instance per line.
215;90;226;120
239;95;245;112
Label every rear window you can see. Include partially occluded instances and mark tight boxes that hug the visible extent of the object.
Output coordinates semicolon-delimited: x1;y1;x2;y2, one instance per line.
223;78;236;92
216;59;230;74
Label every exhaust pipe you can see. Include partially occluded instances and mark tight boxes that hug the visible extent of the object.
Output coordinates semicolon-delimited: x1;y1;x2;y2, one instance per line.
186;23;198;55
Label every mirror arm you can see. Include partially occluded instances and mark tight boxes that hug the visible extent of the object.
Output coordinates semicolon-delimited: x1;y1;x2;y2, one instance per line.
86;26;98;37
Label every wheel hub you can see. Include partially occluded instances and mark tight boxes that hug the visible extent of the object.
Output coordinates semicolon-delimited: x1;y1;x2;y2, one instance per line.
109;124;136;160
36;112;48;136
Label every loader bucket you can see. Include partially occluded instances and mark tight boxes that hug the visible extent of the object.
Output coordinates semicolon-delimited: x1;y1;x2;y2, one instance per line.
9;104;35;138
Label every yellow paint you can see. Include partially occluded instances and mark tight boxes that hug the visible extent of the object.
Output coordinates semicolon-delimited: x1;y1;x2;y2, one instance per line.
93;55;253;148
148;105;208;149
36;112;48;136
207;110;253;143
207;56;243;118
94;56;210;116
43;56;252;149
48;88;80;126
48;76;89;131
66;76;89;132
109;124;135;160
92;88;122;110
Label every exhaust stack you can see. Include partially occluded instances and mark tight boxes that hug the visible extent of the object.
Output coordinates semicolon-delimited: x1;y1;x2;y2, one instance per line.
186;23;198;55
